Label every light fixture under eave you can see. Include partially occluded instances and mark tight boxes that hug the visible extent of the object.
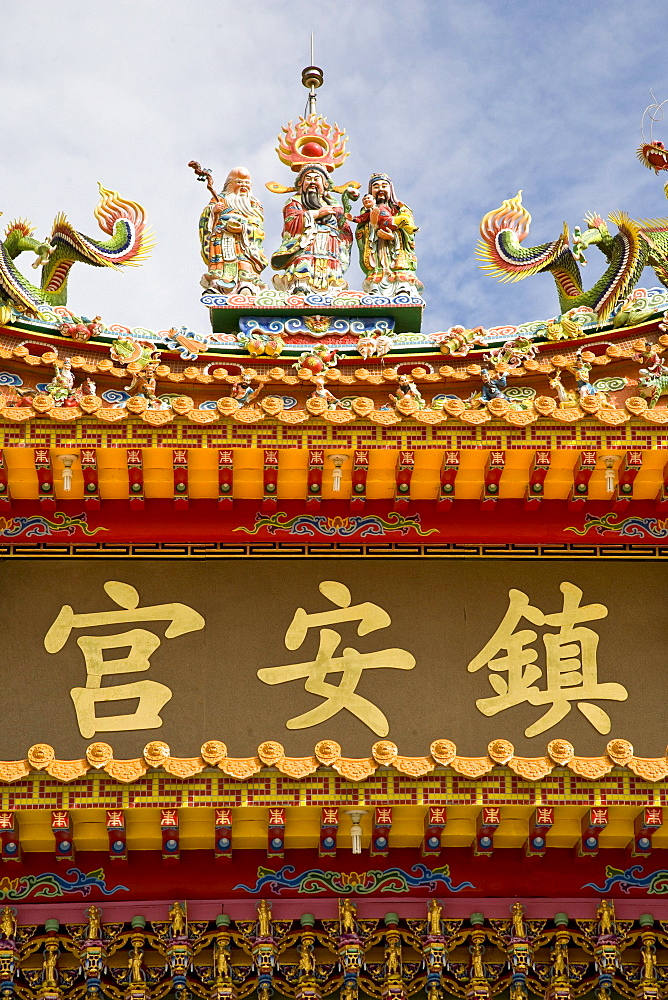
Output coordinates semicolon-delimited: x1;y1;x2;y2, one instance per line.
57;454;77;493
329;454;348;493
344;809;368;855
602;455;618;494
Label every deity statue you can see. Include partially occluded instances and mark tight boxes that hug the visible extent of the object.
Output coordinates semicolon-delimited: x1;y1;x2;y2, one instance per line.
551;940;567;978
169;901;187;937
309;377;340;409
385;938;401;976
0;908;16;941
339;898;357;934
129;945;145;984
299;938;315;976
195;165;268;295
354;174;422;296
215;940;230;980
427;899;442;937
642;941;657;981
511;902;525;939
46;357;75;406
390;374;425;408
126;362;160;406
271;165;353;295
230;378;261;408
596;900;615;936
43;943;59;985
480;368;508;403
256;900;272;938
86;905;102;941
470;941;485;980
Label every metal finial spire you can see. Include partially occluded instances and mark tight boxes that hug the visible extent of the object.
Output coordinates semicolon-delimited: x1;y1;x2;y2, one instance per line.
301;34;323;117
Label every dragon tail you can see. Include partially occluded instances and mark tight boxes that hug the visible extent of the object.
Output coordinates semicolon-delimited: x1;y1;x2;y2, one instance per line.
41;185;155;303
579;211;646;323
476;192;569;283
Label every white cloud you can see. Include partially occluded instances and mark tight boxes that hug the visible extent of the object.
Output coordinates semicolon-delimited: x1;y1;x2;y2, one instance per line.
1;0;667;335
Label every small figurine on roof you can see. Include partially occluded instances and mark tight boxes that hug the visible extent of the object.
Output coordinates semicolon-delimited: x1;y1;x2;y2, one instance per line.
126;362;160;406
309;377;340;409
484;335;537;370
389;373;425;409
45;357;75;406
565;348;596;400
231;378;261;408
480;367;508;403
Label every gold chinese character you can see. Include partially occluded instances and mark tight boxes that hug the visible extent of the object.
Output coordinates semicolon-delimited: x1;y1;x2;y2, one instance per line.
467;582;627;737
257;581;415;736
44;581;205;739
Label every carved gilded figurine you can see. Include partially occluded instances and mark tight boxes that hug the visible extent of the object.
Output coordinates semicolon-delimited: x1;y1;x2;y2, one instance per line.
0;908;15;941
86;905;102;941
0;186;152;318
511;902;525;939
638;357;668;407
470;941;485;980
43;943;59;985
551;940;568;978
428;899;442;937
299;938;315;976
191;163;268;295
215;940;230;980
169;901;187;937
339;898;357;934
256;900;272;938
129;945;145;984
390;374;425;408
385;938;402;976
271;165;353;295
354;174;422;296
596;900;615;936
642;941;657;981
45;356;75;406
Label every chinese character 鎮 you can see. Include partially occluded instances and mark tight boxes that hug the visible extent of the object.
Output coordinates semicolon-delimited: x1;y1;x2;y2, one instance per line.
257;580;415;736
467;581;628;738
44;580;205;739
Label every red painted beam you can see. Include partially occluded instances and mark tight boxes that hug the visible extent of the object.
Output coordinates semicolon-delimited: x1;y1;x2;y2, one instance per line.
173;448;189;510
439;450;460;506
569;450;597;505
218;449;234;505
262;449;279;512
127;448;144;509
524;451;551;506
394;450;414;509
307;448;324;508
481;450;505;504
34;448;56;511
0;450;11;508
350;449;369;508
613;450;642;508
80;448;100;509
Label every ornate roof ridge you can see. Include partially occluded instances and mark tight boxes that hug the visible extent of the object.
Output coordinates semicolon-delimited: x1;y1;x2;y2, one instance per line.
8;736;665;784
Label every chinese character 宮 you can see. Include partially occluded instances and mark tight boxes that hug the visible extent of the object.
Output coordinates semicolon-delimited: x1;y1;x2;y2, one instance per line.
257;580;415;736
44;580;205;739
467;582;627;737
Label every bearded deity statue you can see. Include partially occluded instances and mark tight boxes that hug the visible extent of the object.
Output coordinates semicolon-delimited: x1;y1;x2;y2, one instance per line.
194;164;268;294
354;173;423;296
271;165;353;295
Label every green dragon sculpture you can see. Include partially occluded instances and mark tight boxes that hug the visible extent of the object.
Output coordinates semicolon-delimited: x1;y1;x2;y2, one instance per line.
0;184;154;320
477;191;668;323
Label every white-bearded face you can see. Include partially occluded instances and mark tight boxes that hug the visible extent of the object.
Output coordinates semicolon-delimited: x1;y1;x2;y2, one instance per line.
224;190;259;219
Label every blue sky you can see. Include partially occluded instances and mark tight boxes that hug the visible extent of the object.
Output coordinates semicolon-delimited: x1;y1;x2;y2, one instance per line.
2;0;668;336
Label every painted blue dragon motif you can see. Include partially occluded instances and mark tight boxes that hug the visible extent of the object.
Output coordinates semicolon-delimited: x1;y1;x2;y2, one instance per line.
0;867;128;901
234;512;438;538
234;863;475;895
565;513;668;540
584;864;668;895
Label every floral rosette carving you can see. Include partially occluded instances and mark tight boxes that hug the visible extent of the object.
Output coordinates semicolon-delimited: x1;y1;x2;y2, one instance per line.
257;741;285;766
487;739;514;764
27;743;55;769
314;740;342;766
430;739;457;765
546;739;575;765
371;740;398;765
200;740;228;765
